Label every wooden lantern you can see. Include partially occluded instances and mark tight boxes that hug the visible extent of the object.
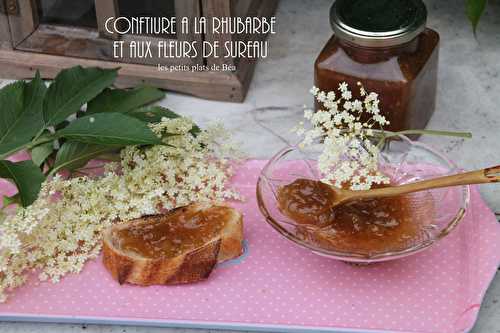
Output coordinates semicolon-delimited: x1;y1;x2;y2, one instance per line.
0;0;278;102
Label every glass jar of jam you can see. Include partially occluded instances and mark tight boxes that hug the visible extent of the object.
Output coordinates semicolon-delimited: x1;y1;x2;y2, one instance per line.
315;0;439;131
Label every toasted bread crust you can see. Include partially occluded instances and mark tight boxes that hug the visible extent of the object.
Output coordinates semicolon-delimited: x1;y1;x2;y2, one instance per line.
102;203;243;286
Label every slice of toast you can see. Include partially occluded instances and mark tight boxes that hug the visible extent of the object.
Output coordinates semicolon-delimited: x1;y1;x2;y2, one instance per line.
102;203;243;286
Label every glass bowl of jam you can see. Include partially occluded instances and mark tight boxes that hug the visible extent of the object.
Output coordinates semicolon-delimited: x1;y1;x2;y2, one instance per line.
256;134;470;264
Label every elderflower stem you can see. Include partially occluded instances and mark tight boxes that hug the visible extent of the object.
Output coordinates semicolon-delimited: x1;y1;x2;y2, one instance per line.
32;128;46;144
27;136;56;149
0;136;56;160
385;129;472;139
95;152;121;162
375;129;472;149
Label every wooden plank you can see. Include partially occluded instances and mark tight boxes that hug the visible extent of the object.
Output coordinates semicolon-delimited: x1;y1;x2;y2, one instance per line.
0;0;279;102
241;0;265;23
230;0;264;68
0;0;13;49
95;0;119;39
233;0;279;97
201;0;235;68
15;24;189;66
175;0;204;65
232;0;260;18
202;0;276;70
0;48;245;102
7;0;38;46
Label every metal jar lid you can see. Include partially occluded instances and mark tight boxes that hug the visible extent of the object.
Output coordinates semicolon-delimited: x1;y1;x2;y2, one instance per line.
330;0;427;48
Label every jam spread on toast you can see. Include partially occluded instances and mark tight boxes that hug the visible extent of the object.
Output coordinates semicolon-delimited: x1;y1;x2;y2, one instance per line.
113;206;231;258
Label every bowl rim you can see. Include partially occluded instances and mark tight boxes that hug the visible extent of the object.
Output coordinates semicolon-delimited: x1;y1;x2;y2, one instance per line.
256;133;471;262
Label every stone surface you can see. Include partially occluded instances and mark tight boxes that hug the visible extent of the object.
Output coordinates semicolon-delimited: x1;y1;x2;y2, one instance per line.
0;0;498;332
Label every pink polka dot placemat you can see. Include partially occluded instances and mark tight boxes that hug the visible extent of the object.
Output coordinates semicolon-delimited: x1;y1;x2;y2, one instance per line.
0;160;499;333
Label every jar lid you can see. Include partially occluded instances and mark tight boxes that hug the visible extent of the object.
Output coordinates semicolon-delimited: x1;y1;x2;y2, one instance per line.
330;0;427;47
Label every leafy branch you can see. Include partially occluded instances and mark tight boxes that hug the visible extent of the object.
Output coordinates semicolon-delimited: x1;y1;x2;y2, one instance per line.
0;66;182;207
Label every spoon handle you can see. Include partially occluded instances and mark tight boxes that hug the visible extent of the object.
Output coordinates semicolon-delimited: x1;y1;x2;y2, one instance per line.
353;165;500;200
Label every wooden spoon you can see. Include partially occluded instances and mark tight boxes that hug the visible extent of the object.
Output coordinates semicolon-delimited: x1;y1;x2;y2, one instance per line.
330;165;500;208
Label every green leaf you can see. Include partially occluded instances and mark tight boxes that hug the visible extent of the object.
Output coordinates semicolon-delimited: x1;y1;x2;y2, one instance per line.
126;106;181;123
31;141;54;166
0;72;47;157
128;106;201;136
56;113;163;146
0;140;31;160
466;0;487;33
52;141;117;174
86;86;165;115
190;124;202;137
43;66;118;127
30;130;54;166
24;71;47;126
0;160;45;207
3;194;20;207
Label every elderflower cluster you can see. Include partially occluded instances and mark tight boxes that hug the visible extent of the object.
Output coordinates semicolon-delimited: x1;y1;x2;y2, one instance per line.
294;82;390;190
0;117;242;302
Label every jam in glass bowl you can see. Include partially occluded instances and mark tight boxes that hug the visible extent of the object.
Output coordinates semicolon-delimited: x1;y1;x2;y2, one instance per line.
256;134;470;264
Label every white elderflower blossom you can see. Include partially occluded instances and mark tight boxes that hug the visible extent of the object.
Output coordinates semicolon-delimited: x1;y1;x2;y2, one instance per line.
341;90;352;101
326;91;336;101
295;82;390;190
0;117;242;302
310;86;320;96
303;109;313;120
